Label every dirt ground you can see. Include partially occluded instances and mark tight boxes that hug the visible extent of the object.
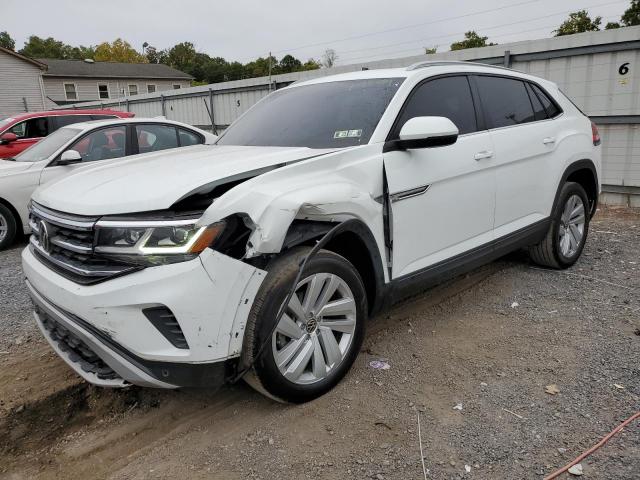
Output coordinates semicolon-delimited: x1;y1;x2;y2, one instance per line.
0;207;638;480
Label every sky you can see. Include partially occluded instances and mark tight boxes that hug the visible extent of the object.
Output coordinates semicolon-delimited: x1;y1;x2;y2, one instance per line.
2;0;632;65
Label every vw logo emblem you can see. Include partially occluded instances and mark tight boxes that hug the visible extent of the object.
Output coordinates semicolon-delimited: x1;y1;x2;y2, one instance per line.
39;220;51;253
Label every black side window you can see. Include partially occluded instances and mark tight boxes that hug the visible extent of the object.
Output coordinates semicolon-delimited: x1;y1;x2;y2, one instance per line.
91;115;118;120
178;128;203;146
531;84;561;118
525;83;547;121
476;76;535;128
9;117;49;138
394;76;477;136
53;115;93;130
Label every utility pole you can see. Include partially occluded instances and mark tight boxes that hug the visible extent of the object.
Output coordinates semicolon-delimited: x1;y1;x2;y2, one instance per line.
268;51;272;92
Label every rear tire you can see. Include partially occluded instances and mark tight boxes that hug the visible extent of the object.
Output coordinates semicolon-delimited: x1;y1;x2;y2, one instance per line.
529;182;590;269
242;247;367;403
0;204;17;251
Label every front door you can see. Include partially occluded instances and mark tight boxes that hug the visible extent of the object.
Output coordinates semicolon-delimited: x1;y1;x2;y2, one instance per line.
0;117;50;158
39;125;129;186
383;75;496;279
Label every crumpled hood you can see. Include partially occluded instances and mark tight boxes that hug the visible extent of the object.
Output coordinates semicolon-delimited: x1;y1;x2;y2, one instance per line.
0;160;34;177
33;145;336;215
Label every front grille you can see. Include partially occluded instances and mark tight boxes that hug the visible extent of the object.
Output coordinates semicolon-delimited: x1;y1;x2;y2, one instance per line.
30;202;139;284
37;306;120;380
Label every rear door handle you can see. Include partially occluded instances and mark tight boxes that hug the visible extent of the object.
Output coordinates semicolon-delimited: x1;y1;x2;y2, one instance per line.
474;150;494;161
543;137;556;145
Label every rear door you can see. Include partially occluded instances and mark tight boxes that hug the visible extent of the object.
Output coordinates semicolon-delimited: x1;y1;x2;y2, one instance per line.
383;75;496;278
475;75;563;237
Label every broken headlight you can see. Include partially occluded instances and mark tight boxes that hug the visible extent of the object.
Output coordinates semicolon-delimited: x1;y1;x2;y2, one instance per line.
95;216;225;265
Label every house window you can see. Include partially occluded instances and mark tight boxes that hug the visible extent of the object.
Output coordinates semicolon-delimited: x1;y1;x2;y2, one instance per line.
147;84;157;94
128;84;138;96
173;84;181;90
98;84;110;99
64;83;77;101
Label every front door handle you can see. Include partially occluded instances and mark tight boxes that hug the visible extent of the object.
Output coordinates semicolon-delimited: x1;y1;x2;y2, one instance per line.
474;150;494;161
543;137;556;145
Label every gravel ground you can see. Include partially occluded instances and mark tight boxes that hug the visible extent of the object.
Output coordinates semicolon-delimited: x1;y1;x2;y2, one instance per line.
0;239;32;352
0;207;638;480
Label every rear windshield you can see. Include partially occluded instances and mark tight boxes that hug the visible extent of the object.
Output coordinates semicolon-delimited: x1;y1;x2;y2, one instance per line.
217;78;404;149
15;127;81;162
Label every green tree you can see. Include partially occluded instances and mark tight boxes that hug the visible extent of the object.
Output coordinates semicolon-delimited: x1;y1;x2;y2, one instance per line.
301;59;321;71
0;31;15;50
145;45;168;64
20;35;77;59
279;54;302;73
450;31;496;51
554;10;601;36
94;38;147;63
621;0;640;26
605;22;621;29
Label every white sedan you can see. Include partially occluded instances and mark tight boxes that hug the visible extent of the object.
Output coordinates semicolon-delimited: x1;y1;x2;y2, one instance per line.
0;118;216;249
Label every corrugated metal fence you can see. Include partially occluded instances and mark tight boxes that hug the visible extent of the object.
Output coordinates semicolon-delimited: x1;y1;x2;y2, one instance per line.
63;26;640;203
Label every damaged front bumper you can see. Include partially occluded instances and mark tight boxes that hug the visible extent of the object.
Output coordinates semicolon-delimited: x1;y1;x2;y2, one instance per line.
22;246;265;388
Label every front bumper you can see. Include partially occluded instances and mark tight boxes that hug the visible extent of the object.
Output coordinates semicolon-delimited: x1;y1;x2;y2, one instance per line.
22;246;265;388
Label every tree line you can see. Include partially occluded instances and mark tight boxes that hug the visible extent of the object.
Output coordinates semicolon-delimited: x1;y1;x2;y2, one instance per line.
0;34;321;84
1;0;638;83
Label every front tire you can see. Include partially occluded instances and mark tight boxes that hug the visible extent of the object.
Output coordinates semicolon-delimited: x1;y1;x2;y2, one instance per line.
0;203;17;251
529;182;590;269
242;247;367;403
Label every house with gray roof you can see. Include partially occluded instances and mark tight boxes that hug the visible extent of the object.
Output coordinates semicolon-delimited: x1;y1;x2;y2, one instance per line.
37;58;193;105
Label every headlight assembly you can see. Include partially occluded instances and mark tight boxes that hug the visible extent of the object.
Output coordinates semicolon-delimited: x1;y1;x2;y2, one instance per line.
95;216;225;264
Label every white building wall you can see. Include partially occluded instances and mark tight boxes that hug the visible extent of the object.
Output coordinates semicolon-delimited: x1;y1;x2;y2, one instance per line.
0;51;46;116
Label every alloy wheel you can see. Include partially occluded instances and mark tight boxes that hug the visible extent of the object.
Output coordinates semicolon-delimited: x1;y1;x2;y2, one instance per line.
271;273;357;385
0;212;7;243
558;194;586;258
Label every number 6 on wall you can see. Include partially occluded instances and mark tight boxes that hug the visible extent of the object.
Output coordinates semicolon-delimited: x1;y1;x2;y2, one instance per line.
619;63;630;75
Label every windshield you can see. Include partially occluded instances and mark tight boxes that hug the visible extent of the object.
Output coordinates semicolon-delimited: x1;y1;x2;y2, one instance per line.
14;127;81;162
217;78;404;149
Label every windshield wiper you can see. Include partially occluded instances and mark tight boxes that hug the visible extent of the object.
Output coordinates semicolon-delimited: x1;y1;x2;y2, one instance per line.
2;157;16;161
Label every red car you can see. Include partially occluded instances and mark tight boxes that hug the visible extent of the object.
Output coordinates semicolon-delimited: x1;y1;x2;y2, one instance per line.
0;109;134;159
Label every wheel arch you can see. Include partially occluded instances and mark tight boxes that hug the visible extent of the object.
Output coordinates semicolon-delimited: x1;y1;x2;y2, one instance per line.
553;159;599;218
282;218;387;315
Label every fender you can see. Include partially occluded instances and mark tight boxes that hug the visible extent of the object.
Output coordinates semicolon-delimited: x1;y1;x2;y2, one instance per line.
196;144;389;276
282;218;388;315
551;159;599;218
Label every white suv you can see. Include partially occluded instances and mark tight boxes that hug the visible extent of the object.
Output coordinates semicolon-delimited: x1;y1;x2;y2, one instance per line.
22;62;601;403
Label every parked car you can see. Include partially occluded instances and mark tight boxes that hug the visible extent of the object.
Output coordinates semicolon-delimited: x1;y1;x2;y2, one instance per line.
0;118;217;249
23;62;601;403
0;109;134;159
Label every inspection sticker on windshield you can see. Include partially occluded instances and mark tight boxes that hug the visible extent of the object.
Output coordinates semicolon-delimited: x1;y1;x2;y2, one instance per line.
334;129;362;139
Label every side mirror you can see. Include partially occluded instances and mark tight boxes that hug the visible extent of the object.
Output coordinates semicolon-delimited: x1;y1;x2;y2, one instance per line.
383;116;459;153
0;132;18;145
58;150;82;166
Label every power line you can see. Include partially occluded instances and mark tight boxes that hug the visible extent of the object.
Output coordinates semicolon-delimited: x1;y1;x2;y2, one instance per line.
337;13;622;64
335;0;627;58
258;0;542;57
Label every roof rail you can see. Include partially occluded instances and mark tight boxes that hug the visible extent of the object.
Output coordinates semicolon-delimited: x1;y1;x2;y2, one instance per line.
406;60;512;72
